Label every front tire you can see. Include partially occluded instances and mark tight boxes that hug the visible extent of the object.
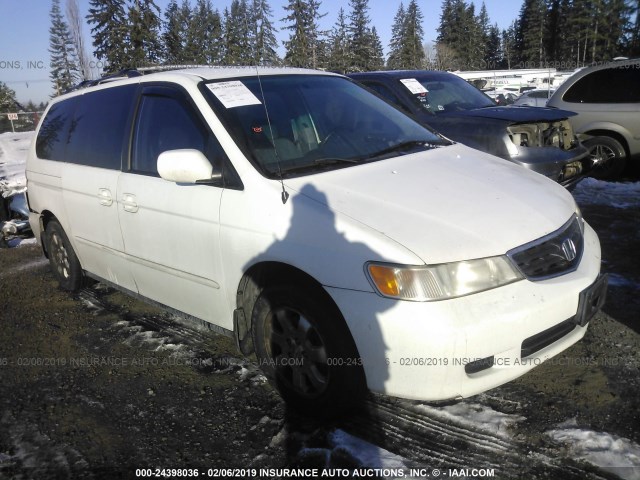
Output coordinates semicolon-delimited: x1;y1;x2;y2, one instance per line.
45;220;83;291
252;283;366;417
584;136;626;180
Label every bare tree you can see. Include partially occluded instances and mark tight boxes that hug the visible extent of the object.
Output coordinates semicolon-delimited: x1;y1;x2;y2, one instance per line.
66;0;93;80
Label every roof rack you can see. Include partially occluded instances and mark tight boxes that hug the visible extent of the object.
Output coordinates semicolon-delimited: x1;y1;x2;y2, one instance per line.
62;63;295;95
63;65;214;94
64;69;143;94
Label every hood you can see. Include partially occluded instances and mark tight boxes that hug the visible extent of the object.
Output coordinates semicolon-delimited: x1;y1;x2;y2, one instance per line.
442;106;576;123
284;143;577;265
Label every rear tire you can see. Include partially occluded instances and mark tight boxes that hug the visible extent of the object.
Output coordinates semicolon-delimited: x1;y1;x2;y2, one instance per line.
45;220;83;291
584;136;626;180
252;282;366;417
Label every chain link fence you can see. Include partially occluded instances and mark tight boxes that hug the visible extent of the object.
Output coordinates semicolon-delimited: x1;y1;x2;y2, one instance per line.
0;112;43;134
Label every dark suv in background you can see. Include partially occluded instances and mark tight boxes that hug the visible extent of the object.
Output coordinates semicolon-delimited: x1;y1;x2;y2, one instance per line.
349;70;590;188
547;58;640;179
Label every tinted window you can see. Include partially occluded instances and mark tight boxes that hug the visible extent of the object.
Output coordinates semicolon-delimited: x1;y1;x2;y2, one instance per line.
363;82;404;106
564;67;640;103
66;84;137;169
35;97;78;160
530;91;551;98
132;94;208;175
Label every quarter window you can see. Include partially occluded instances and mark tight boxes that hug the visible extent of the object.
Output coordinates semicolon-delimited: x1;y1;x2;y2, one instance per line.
563;67;640;103
35;97;78;160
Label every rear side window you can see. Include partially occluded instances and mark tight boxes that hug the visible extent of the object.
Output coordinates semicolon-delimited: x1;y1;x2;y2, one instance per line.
65;84;137;169
35;97;78;160
563;67;640;103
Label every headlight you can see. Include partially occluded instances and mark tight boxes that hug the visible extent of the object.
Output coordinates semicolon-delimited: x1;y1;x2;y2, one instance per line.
366;256;523;302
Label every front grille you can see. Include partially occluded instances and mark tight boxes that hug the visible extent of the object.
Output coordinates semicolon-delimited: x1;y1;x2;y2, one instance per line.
508;215;583;280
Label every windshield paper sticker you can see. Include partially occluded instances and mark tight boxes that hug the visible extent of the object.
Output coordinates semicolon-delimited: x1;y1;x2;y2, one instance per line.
206;81;262;108
400;78;428;95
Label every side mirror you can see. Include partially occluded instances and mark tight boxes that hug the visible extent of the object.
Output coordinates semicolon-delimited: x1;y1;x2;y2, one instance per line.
157;149;219;184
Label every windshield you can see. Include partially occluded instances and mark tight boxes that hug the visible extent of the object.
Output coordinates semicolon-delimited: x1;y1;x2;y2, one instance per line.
401;75;496;114
202;75;448;178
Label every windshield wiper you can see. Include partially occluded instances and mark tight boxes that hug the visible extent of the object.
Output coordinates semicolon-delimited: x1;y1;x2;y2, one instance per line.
368;140;434;160
277;158;358;177
313;157;359;165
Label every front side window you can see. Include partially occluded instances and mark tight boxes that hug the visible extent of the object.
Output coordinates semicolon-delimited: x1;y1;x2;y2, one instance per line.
132;94;208;175
202;75;447;178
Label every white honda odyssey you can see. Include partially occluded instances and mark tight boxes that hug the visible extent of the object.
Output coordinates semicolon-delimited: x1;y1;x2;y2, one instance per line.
26;67;607;416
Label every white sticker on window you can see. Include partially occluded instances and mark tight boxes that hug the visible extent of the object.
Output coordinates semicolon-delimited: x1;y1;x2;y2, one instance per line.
206;81;262;108
400;78;428;94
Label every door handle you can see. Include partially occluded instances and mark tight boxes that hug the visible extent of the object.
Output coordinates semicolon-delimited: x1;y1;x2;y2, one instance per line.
122;193;138;213
97;188;113;206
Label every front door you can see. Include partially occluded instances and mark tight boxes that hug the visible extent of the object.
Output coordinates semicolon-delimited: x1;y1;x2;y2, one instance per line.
117;85;230;326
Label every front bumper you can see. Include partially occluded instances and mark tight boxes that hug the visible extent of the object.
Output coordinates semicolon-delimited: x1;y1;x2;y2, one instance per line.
326;222;602;401
508;143;591;189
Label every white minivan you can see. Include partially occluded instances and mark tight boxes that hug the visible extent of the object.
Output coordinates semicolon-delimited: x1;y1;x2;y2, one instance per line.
27;67;607;416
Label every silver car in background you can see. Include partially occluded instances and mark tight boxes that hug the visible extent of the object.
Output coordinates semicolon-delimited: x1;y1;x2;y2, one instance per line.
514;89;556;107
547;58;640;179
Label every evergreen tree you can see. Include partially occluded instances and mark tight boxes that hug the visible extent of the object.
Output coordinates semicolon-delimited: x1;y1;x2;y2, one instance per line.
402;0;426;69
437;0;480;69
515;0;547;67
182;0;200;63
388;0;426;70
282;0;325;68
387;3;406;69
501;22;517;69
163;0;184;64
369;27;385;70
0;83;18;113
347;0;373;72
485;24;502;69
477;2;491;68
128;0;163;68
0;82;18;133
251;0;280;65
49;0;79;95
204;6;224;64
87;0;128;72
630;0;640;55
224;0;252;64
327;8;351;73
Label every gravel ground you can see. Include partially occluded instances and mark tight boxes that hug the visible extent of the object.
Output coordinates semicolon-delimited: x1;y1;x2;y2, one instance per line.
0;179;638;480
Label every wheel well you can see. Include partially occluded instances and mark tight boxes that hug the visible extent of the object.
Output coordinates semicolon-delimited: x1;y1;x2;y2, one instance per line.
234;262;343;355
583;130;629;158
38;210;58;257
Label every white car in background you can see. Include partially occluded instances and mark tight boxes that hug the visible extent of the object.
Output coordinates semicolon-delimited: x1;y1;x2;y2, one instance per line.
513;89;556;107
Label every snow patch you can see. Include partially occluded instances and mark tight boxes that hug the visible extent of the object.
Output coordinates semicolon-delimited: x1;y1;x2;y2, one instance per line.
415;401;525;439
573;178;640;209
547;428;640;480
0;131;33;197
